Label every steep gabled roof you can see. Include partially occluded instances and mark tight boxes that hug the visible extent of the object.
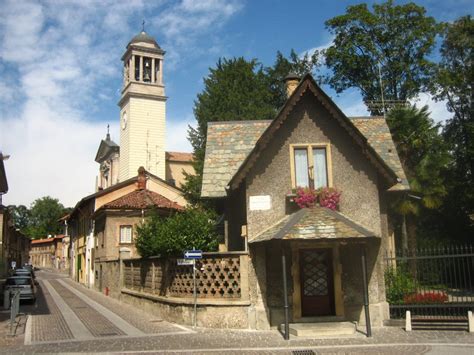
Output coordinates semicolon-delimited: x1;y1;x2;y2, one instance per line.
201;120;272;198
95;136;119;163
201;74;409;198
228;74;400;191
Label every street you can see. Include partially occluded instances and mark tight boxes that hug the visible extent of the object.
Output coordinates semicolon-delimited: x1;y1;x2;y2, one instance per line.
0;269;473;354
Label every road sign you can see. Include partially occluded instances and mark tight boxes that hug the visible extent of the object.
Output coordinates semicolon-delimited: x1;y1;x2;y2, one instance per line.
177;258;194;266
184;250;203;259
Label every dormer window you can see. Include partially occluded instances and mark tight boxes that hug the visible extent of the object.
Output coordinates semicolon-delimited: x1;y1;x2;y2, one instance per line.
290;144;332;189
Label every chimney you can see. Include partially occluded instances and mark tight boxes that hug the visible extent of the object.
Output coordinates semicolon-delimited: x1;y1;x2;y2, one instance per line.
137;166;146;190
284;72;300;97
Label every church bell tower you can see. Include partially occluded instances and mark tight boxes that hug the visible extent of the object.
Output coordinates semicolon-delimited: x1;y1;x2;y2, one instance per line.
118;30;166;181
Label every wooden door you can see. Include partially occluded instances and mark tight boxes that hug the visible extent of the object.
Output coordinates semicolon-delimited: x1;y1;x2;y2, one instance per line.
300;249;335;317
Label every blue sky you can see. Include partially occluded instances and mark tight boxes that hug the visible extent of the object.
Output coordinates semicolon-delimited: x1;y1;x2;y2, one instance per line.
0;0;471;207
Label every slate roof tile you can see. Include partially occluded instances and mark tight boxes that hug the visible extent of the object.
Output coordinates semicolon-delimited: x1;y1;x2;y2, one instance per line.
250;206;378;243
201;120;272;198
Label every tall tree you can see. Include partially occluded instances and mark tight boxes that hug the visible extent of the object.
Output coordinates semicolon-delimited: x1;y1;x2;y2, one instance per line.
431;15;474;241
183;57;276;205
27;196;66;239
324;0;441;113
265;49;321;109
7;205;31;233
183;53;321;205
386;106;449;250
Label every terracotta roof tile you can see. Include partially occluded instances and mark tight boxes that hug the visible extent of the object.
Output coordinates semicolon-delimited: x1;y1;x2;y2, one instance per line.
250;206;378;243
201;120;272;198
101;189;184;210
166;151;194;162
31;237;55;244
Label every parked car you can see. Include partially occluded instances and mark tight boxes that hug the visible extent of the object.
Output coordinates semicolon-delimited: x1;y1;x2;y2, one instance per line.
4;276;36;302
13;268;36;279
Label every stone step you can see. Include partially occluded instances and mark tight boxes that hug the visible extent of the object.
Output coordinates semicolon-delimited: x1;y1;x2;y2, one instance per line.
284;322;356;337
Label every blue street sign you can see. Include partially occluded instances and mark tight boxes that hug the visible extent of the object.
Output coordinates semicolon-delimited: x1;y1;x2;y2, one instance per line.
184;250;203;259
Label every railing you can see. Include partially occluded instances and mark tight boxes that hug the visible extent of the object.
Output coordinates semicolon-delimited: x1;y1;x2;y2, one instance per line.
384;245;474;319
123;252;248;300
9;290;21;336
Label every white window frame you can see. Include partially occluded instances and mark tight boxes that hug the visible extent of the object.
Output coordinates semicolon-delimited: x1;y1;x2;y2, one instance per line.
119;225;133;244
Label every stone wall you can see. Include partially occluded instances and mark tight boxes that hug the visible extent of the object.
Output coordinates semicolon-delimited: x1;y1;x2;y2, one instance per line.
96;252;252;329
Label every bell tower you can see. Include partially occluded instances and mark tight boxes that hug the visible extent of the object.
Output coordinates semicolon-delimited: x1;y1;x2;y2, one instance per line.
118;29;166;181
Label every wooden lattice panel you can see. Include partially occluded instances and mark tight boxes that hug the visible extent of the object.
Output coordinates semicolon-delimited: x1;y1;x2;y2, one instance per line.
168;256;241;298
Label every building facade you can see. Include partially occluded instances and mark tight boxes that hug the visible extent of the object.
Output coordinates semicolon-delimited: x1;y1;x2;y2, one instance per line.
201;74;408;328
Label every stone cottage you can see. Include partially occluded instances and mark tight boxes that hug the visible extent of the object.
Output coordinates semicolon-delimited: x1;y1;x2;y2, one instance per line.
201;74;408;329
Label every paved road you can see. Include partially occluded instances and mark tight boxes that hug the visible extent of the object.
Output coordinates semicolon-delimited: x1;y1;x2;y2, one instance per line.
1;269;473;353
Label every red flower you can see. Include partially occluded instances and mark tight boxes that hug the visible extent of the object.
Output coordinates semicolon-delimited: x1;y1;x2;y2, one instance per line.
403;292;448;304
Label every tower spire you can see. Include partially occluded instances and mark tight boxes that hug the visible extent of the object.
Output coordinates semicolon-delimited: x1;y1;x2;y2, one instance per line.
106;124;110;141
142;19;145;32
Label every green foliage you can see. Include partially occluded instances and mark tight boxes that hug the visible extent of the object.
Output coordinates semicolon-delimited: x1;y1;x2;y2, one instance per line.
183;53;321;206
8;197;68;239
28;196;66;238
324;0;441;113
184;57;276;205
429;16;474;242
135;208;219;258
265;49;321;109
384;266;416;304
7;205;31;233
387;105;450;213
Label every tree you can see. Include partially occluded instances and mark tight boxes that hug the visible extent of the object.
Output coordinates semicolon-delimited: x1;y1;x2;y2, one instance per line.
430;15;474;242
7;205;31;233
386;106;449;250
183;53;321;205
183;57;276;205
135;208;219;258
265;49;321;109
27;196;66;239
324;0;441;113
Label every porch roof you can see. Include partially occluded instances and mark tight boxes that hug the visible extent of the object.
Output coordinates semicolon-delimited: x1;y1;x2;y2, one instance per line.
249;207;379;243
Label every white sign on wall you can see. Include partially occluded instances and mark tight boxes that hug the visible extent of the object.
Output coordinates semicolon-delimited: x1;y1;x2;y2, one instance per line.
249;195;272;211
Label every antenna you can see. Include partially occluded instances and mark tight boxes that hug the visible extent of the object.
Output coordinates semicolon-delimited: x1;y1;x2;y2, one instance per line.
377;63;386;118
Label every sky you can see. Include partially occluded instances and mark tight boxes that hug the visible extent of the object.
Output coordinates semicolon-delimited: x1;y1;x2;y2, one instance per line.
0;0;471;208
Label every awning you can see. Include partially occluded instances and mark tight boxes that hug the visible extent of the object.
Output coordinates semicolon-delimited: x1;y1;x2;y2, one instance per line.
249;207;379;244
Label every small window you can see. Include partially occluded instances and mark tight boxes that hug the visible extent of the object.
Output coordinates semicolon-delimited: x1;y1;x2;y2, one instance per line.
291;144;331;189
120;226;132;244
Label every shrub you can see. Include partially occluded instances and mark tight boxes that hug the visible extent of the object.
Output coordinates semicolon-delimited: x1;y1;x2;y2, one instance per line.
384;267;416;304
403;292;448;304
135;207;219;258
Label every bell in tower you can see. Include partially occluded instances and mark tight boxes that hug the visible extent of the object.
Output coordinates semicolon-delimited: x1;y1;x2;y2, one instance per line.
118;27;167;182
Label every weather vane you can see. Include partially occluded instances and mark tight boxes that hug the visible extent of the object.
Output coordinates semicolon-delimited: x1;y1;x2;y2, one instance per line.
142;20;145;32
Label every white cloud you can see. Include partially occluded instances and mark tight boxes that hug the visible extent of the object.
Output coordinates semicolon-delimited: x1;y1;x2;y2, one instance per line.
410;93;451;124
300;37;334;59
0;0;212;207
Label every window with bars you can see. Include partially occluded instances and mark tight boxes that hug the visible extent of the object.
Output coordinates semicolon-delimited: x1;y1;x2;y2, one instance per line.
119;225;133;244
291;144;331;189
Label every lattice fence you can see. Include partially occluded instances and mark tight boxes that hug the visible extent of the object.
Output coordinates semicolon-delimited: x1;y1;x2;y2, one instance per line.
123;253;246;299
